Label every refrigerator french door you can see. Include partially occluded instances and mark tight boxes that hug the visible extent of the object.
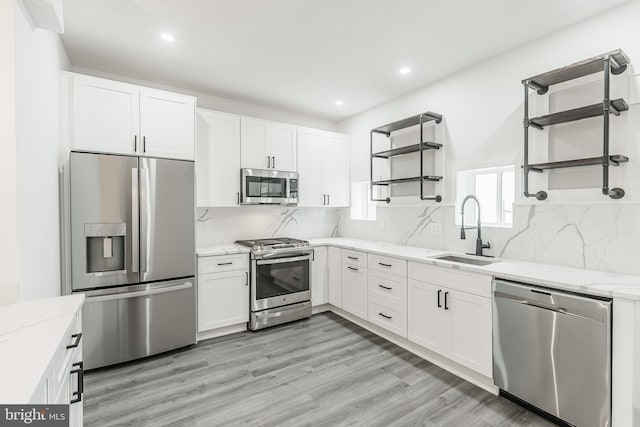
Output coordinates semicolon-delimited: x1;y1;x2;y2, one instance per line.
70;152;196;369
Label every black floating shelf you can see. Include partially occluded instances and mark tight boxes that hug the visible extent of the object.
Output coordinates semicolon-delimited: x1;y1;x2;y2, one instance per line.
530;98;628;128
523;49;630;91
371;112;442;136
528;155;629;171
372;175;442;185
372;142;442;158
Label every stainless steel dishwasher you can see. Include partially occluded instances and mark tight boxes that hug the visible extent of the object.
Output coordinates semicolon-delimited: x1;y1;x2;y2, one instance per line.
493;279;612;427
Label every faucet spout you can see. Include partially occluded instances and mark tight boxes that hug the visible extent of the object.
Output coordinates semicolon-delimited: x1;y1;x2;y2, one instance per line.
460;194;490;256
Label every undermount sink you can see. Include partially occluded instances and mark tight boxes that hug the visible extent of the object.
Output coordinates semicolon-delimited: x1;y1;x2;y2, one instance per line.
433;254;497;266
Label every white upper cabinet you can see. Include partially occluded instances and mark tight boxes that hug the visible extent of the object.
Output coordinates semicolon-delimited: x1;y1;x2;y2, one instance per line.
240;117;297;171
297;127;350;207
72;74;140;155
68;73;195;160
196;109;241;207
140;88;195;160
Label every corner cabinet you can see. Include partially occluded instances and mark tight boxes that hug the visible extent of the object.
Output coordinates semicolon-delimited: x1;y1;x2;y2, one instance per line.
196;109;241;207
327;246;343;307
297;127;350;207
65;72;195;160
311;246;328;306
240;117;297;171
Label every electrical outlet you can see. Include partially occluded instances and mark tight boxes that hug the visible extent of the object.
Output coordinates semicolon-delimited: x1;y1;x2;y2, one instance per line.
379;220;385;231
430;222;442;235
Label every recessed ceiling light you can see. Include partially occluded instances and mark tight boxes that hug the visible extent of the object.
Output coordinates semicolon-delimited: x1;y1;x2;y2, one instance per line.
399;67;411;75
335;100;344;106
161;33;175;43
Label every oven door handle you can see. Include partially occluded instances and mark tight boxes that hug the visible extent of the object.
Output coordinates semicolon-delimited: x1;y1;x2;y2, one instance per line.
256;254;312;265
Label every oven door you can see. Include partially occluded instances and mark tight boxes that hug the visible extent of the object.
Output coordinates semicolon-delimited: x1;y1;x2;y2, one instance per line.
241;168;297;205
252;254;311;311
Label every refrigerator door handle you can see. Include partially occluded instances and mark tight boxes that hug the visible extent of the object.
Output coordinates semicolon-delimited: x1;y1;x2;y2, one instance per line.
131;168;139;273
140;167;149;274
87;282;193;302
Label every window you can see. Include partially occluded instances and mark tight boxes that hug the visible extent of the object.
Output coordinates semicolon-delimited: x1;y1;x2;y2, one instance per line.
456;165;514;227
350;181;376;221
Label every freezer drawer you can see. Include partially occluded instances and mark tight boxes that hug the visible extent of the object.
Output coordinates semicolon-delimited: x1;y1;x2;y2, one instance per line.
493;279;611;427
82;279;196;369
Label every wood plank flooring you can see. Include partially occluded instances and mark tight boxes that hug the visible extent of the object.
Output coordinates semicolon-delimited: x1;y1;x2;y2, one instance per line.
84;312;554;426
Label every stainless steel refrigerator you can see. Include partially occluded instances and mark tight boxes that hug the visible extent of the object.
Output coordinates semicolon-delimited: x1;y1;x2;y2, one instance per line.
67;151;196;370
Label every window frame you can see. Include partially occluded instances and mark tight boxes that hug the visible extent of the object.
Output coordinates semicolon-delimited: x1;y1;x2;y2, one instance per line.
457;165;514;228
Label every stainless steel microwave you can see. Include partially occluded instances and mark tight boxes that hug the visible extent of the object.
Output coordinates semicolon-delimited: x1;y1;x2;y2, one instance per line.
240;168;298;205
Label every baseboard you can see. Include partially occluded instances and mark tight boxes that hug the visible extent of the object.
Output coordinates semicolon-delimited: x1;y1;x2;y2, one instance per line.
325;305;498;395
312;303;331;314
196;323;247;342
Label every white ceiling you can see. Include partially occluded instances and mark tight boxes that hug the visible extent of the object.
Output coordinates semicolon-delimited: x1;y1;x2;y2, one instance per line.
60;0;631;122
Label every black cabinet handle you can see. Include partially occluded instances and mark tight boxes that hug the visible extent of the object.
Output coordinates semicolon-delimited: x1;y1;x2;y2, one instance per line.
378;262;392;267
437;290;442;308
272;156;275;169
143;136;146;153
66;333;82;349
327;194;330;205
378;312;392;320
245;272;249;286
378;284;392;290
347;256;359;260
70;361;84;404
237;192;240;205
134;135;137;152
444;291;449;310
347;266;359;271
217;262;233;266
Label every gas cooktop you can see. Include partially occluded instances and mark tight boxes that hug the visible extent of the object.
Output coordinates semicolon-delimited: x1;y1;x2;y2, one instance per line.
235;237;310;253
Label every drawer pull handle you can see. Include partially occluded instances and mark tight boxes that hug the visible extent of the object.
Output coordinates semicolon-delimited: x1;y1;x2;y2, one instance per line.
378;312;392;320
347;266;359;271
217;262;233;266
347;256;359;260
378;262;392;267
66;332;82;349
378;284;392;290
437;290;442;308
70;361;84;404
444;291;449;310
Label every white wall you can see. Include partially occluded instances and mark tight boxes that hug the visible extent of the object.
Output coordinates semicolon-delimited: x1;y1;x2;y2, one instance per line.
0;0;19;305
15;3;70;300
337;1;640;274
69;66;338;132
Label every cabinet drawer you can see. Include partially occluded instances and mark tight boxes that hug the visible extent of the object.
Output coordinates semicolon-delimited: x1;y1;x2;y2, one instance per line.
368;253;407;277
368;297;407;338
408;261;491;298
368;270;407;306
198;254;249;274
342;249;367;267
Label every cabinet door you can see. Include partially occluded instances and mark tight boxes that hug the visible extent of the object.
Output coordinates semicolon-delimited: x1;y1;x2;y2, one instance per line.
407;279;447;355
328;247;342;307
198;270;249;331
267;122;297;171
341;265;367;319
240;117;268;169
322;135;350;207
196;110;241;207
311;246;328;306
140;88;195;160
446;289;493;377
297;129;324;206
72;75;139;155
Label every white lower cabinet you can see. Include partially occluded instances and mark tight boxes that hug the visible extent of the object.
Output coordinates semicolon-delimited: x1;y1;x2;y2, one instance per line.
311;246;328;306
368;297;407;338
328;247;342;307
341;262;368;319
408;278;492;377
197;254;249;333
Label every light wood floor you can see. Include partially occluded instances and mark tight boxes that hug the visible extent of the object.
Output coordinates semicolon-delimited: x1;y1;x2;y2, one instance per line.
84;312;554;426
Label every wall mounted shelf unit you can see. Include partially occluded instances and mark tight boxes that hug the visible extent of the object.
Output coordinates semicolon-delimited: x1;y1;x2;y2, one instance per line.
370;112;443;203
522;49;630;200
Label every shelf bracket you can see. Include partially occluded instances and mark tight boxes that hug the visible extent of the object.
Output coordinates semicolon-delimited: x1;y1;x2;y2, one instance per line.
526;80;548;95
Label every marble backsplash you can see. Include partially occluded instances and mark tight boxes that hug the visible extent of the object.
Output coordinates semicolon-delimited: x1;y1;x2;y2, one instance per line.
337;203;640;275
196;206;341;248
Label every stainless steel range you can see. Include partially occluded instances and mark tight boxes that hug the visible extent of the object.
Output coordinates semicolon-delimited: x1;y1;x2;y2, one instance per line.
235;238;313;330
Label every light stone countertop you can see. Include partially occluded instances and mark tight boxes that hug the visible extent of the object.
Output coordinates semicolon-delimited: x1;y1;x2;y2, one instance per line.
309;237;640;300
197;243;251;257
0;294;85;403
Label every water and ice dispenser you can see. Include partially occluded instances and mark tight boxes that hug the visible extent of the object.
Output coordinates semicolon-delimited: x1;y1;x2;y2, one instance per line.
84;223;126;275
